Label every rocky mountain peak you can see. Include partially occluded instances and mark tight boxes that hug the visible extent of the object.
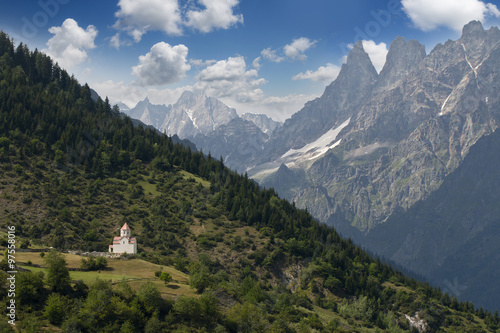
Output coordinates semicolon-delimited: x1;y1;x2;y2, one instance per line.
376;36;426;90
344;41;378;77
176;90;203;106
320;40;378;112
457;20;500;67
136;97;150;106
322;40;378;101
461;20;485;39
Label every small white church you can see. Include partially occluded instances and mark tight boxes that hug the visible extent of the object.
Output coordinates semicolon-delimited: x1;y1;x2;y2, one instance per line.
109;223;137;254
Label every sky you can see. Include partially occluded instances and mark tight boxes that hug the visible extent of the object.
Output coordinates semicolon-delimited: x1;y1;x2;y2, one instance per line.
1;0;500;121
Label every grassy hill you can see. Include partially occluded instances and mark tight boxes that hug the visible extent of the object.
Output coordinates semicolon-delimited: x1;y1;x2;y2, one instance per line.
0;31;499;332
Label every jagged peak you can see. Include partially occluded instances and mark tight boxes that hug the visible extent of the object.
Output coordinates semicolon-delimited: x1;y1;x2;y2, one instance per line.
461;20;485;38
352;40;364;50
178;90;195;101
346;41;372;67
133;96;150;108
177;90;210;106
335;40;378;81
376;36;426;89
386;36;425;55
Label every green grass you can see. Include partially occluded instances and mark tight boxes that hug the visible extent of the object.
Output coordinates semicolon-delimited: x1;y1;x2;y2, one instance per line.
179;170;211;188
137;179;162;198
6;252;197;298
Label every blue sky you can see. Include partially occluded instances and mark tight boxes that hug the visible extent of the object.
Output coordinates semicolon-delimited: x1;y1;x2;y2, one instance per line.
1;0;500;121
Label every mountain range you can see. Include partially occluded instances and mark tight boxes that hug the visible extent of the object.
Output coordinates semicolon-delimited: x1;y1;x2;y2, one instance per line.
117;21;500;311
119;91;281;171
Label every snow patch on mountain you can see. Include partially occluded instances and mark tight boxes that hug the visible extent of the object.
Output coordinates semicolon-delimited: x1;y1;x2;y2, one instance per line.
281;117;351;163
250;118;351;181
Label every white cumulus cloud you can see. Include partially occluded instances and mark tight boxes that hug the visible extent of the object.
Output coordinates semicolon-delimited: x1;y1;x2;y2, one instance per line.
292;63;341;82
43;18;97;70
112;0;243;44
261;47;285;63
198;56;254;82
113;0;182;42
185;0;243;33
132;42;191;86
402;0;500;31
195;56;266;102
252;56;262;70
284;37;317;61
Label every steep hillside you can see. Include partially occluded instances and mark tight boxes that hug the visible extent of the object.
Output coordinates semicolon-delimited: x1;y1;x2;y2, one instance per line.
0;32;498;332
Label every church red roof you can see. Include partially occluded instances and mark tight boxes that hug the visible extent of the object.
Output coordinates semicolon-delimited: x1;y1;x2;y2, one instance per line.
113;236;124;244
121;223;131;230
112;236;136;244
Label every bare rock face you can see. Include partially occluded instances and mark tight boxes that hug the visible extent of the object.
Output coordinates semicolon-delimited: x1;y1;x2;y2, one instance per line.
365;128;500;310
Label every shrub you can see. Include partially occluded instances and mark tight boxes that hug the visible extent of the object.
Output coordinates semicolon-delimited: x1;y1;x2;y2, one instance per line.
160;272;172;285
80;255;108;271
44;293;67;325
